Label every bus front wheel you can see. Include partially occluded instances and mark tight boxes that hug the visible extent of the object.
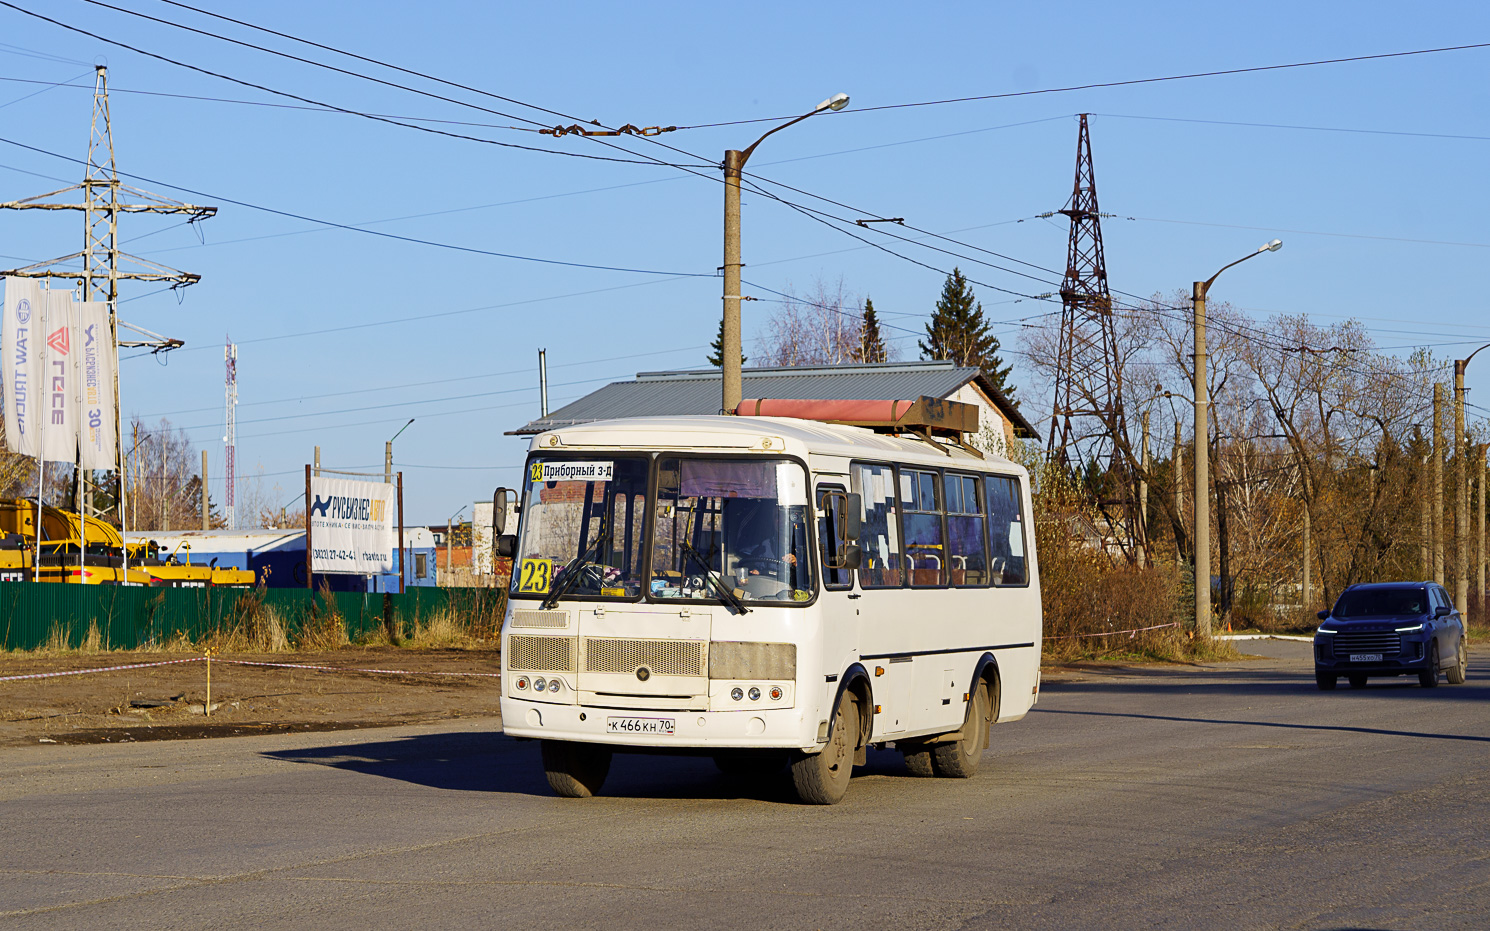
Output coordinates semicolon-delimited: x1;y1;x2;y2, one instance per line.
790;696;859;804
932;682;991;778
540;740;612;798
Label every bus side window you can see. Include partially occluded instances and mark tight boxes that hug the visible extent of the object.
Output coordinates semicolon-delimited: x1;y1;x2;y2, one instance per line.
985;475;1027;586
946;473;987;587
901;468;945;587
852;462;903;588
816;484;854;590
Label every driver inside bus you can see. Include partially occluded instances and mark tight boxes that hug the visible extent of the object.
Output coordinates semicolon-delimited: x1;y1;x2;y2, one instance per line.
731;500;806;585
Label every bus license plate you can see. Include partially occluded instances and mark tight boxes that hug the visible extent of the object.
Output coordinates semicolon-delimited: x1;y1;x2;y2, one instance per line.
1349;654;1382;663
606;716;675;735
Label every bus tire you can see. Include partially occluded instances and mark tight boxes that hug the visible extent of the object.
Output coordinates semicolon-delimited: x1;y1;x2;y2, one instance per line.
540;740;612;798
714;749;789;777
790;695;858;804
900;742;935;777
932;681;990;778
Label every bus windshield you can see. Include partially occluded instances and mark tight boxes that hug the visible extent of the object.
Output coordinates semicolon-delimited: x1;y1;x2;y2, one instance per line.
511;457;649;600
651;458;814;604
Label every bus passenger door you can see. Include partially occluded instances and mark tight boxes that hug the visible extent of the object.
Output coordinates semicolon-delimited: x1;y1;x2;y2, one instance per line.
815;481;861;715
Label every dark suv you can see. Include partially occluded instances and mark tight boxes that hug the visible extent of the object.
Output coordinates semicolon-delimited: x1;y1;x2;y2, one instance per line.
1314;582;1468;690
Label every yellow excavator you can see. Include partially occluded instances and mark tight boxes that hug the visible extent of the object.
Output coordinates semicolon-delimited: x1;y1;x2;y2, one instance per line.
0;499;253;587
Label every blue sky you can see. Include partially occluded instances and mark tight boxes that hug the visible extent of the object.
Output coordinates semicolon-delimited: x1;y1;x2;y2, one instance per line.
1;1;1488;523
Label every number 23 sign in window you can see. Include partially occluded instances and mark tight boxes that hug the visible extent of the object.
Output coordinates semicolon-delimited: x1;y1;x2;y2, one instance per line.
517;558;553;593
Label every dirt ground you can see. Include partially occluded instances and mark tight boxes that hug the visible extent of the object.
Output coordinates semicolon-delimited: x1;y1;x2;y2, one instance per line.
0;648;504;748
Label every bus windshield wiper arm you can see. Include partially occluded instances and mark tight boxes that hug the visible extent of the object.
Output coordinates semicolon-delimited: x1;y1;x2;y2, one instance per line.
678;539;750;614
541;522;607;610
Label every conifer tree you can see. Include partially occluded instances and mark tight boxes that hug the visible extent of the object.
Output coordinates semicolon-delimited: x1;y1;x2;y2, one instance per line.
919;268;1018;406
860;296;887;364
706;315;746;368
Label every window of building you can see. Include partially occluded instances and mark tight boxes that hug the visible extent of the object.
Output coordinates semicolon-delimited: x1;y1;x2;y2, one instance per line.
945;473;988;587
415;552;428;579
985;475;1028;586
901;468;945;587
852;462;903;588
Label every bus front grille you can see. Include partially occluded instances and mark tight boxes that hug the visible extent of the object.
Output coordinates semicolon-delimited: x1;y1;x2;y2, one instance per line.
583;638;705;677
511;609;568;629
507;635;576;672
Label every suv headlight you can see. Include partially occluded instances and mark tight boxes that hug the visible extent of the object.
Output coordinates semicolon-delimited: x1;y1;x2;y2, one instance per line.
1395;622;1427;632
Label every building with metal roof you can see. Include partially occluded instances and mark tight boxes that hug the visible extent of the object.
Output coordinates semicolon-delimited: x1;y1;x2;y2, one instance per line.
509;360;1037;442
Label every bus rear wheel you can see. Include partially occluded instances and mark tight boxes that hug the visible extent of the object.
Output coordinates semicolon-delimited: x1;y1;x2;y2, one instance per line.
932;683;990;778
540;740;612;798
790;696;858;804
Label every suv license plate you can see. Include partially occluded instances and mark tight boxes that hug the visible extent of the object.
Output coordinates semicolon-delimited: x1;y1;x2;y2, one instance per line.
606;716;675;735
1349;653;1382;663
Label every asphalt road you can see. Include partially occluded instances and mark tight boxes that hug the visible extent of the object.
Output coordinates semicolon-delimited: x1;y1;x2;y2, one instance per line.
2;640;1487;930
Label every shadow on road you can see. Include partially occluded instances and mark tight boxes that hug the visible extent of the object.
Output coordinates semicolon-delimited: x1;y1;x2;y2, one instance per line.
1043;663;1489;705
1036;707;1490;743
261;731;917;802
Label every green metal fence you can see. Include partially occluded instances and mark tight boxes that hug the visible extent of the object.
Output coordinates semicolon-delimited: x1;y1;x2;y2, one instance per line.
0;583;505;652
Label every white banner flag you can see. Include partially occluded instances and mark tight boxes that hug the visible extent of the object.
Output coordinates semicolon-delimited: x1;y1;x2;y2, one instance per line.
77;301;117;470
308;476;396;574
40;289;79;464
2;277;44;457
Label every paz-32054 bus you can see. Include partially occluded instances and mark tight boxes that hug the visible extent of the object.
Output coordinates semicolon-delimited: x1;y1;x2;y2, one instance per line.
496;402;1041;804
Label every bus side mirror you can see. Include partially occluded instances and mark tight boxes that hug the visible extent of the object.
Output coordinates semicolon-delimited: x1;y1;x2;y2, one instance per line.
844;493;862;542
496;534;517;559
841;544;862;570
492;487;513;536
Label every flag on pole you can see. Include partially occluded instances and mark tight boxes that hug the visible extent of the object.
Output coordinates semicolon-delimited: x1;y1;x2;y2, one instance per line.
40;289;79;464
77;301;117;469
2;277;45;457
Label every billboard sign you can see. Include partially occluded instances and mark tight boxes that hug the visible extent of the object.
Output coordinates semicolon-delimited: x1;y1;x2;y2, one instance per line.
308;476;395;574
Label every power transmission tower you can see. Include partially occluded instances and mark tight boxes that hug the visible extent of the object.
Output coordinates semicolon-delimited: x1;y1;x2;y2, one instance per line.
1046;114;1136;558
0;66;214;525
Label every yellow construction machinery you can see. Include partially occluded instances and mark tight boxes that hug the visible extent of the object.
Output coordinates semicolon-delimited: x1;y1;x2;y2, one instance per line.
0;499;253;587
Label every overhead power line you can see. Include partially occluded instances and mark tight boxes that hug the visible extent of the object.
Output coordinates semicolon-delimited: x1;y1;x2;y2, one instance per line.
676;41;1490;128
0;133;714;278
1094;112;1490;143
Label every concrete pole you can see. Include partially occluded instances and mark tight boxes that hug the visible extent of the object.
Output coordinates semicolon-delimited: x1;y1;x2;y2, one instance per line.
1192;280;1211;637
538;349;550;418
1434;383;1445;585
385;441;393;487
1138;411;1150;567
722;149;744;415
314;446;320;478
1455;363;1469;618
201;449;209;531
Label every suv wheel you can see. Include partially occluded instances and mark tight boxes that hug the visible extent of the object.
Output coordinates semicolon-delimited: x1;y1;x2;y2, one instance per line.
1446;638;1468;685
1419;641;1442;688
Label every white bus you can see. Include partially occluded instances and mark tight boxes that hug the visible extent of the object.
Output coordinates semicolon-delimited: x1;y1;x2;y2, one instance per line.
497;407;1042;804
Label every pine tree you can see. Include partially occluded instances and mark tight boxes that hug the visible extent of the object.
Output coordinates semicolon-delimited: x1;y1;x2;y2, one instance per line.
919;267;1018;406
860;296;887;364
706;315;746;368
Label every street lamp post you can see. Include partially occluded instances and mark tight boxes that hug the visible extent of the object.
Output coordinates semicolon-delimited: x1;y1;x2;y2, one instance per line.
721;92;849;414
1192;239;1282;637
1453;342;1490;623
386;418;415;485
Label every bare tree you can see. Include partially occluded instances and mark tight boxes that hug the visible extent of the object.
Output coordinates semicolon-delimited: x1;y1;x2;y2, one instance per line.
755;279;869;367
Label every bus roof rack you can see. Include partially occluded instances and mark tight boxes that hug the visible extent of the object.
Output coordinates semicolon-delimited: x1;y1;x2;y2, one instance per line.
732;396;982;457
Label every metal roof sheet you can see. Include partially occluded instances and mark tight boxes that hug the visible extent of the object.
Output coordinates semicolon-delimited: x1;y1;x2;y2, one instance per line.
510;361;1036;437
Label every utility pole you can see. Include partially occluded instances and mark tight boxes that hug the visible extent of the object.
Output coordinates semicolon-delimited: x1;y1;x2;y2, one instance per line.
1433;383;1445;585
313;446;321;478
538;349;549;418
0;66;213;535
201;449;209;531
1138;410;1150;568
1454;362;1469;618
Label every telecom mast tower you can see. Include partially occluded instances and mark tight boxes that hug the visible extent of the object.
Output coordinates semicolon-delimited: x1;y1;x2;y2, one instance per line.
225;338;237;530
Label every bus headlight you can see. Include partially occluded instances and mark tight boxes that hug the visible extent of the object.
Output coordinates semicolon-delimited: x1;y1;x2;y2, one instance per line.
748;687;761;701
730;687;744;701
534;677;547;692
548;678;562;693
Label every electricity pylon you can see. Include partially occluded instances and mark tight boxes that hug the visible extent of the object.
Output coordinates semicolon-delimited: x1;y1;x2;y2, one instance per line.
1046;114;1137;560
0;66;215;524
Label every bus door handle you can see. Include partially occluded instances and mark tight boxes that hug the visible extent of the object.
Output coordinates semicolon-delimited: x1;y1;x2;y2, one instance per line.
847;593;861;600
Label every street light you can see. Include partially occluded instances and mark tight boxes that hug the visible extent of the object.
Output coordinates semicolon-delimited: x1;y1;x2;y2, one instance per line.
720;92;849;413
386;418;415;485
1453;342;1490;624
1192;239;1281;637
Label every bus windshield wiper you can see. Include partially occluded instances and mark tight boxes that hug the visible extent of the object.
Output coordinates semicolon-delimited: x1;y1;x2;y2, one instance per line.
677;538;750;614
541;520;607;610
